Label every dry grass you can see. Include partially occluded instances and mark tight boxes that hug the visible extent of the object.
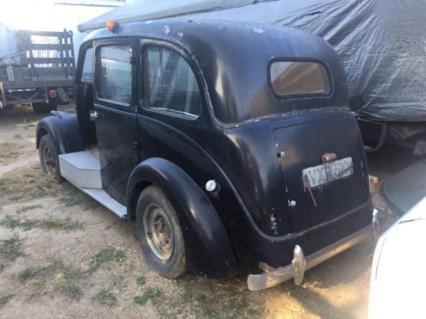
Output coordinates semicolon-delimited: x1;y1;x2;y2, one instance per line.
15;246;127;302
165;281;260;319
0;166;56;203
92;289;117;307
16;205;43;214
88;247;125;273
0;165;96;211
0;235;24;271
18;261;83;300
0;294;14;308
0;216;83;232
0;143;24;164
57;187;98;210
134;287;161;306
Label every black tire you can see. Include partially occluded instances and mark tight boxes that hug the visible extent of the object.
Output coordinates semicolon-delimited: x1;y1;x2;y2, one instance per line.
136;185;187;279
32;102;57;114
39;135;63;183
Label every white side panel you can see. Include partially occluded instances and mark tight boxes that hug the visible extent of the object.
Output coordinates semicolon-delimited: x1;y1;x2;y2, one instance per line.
59;150;127;219
82;188;127;219
59;151;103;189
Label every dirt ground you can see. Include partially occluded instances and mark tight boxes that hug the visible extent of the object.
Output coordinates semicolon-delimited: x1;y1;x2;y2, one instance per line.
0;105;402;319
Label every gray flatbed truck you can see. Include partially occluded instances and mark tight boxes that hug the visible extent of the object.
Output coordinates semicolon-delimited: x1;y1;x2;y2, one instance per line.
0;28;75;113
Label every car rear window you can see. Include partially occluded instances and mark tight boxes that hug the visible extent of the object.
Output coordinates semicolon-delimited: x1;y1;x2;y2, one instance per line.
270;61;331;97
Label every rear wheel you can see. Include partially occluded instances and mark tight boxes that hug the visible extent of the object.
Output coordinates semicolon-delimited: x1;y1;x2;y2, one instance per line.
39;135;63;183
32;102;57;114
136;185;187;279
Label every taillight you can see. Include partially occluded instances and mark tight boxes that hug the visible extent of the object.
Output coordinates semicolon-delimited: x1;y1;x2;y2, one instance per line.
48;89;57;99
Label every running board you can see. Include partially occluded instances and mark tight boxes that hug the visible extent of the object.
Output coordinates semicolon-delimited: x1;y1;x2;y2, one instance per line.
59;150;103;189
58;150;127;220
82;188;127;220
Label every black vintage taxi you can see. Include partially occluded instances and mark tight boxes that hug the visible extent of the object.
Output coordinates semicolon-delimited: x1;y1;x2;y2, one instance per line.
36;19;377;290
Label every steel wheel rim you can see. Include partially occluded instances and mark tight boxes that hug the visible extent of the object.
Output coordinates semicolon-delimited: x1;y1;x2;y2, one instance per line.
42;145;56;176
143;203;174;262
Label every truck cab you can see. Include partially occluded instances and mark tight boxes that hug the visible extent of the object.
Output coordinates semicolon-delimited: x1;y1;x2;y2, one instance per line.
36;19;375;290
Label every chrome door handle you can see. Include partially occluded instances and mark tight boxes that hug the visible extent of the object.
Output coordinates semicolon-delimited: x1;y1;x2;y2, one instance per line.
89;110;102;121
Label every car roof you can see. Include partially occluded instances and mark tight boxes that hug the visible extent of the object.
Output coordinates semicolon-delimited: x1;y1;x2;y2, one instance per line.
84;19;348;124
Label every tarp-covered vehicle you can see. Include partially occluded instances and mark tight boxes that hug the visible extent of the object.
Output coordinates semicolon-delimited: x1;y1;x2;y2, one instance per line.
0;24;75;113
37;19;377;290
78;0;426;151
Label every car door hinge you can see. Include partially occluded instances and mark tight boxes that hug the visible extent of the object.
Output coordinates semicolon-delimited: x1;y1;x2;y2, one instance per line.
132;141;142;150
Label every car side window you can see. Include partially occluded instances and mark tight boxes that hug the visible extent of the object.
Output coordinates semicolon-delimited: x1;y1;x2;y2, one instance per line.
98;45;133;105
145;46;201;117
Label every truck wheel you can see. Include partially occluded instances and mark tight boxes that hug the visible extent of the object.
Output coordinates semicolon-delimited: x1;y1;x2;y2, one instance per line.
32;102;57;114
136;185;187;279
39;135;63;183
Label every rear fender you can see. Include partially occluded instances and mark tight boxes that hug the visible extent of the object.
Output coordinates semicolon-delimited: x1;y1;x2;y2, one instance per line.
127;157;236;277
36;111;83;154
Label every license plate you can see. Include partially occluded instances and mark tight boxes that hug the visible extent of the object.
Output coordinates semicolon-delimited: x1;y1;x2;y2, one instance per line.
302;157;353;188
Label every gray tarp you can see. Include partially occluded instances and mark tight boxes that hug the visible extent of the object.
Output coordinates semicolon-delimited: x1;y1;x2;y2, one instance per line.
78;0;255;32
0;24;25;66
78;0;426;122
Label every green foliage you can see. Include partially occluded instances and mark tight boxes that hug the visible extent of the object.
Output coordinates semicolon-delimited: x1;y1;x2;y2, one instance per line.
0;216;83;231
58;196;80;207
134;288;161;305
16;205;43;214
89;247;125;273
92;289;117;307
0;235;24;264
0;294;13;308
17;261;83;300
136;276;146;286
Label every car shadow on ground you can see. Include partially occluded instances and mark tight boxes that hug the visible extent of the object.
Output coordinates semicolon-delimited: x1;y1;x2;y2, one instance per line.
258;240;376;318
285;285;359;319
304;239;376;288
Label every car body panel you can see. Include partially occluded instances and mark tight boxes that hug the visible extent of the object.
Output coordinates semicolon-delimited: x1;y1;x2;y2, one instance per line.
94;104;139;204
36;111;83;154
369;198;426;319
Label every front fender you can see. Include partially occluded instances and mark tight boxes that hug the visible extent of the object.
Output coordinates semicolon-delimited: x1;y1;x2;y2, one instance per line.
127;157;236;277
36;111;83;154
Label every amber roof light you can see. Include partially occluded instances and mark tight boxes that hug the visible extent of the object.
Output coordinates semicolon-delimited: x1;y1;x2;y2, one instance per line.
106;20;119;32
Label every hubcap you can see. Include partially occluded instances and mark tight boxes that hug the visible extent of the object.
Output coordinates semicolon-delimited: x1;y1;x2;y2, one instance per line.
42;145;56;176
143;204;174;262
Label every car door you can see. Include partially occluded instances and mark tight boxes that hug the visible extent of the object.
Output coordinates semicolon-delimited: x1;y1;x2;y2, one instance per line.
136;41;206;168
93;39;139;204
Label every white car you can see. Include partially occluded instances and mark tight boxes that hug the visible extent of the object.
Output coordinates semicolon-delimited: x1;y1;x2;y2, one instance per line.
369;198;426;319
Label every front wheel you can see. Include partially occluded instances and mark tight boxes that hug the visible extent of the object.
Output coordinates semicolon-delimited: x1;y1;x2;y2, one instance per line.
136;185;187;279
39;135;63;183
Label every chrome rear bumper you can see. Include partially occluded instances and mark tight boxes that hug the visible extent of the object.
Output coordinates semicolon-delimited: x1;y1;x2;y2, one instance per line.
247;224;374;291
